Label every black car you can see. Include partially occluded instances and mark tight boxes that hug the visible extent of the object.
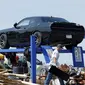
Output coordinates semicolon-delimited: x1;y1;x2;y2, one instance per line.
0;16;84;49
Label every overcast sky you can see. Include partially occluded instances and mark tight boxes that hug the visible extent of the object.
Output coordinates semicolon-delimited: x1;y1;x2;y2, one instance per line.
0;0;85;65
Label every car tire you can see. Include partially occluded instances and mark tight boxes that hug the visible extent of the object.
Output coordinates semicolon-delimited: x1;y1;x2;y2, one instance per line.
33;31;42;47
39;67;47;76
0;34;9;49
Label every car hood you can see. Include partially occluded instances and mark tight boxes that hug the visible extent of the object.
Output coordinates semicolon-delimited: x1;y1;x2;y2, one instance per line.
0;27;15;33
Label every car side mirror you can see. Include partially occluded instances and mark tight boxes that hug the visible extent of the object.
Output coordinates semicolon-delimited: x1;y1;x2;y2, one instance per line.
14;23;17;28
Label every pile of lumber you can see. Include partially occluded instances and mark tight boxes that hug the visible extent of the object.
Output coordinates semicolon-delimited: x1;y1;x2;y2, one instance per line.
0;74;26;85
0;69;39;85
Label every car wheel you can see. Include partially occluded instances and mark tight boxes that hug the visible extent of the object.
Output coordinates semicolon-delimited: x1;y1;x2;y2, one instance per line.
39;67;47;76
0;34;9;49
33;31;42;47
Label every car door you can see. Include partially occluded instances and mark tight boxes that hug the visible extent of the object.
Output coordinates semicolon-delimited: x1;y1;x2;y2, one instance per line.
15;18;31;46
21;18;38;45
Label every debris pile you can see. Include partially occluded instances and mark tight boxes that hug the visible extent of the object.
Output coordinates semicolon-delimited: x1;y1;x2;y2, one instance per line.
0;69;28;85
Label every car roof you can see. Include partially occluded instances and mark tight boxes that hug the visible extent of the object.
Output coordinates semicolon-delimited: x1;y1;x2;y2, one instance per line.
23;16;65;19
22;16;69;22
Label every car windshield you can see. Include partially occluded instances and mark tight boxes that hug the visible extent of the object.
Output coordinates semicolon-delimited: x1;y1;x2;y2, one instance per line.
41;17;69;23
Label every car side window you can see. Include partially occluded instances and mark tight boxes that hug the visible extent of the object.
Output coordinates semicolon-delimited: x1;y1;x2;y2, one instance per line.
29;17;42;25
30;19;35;24
17;18;30;27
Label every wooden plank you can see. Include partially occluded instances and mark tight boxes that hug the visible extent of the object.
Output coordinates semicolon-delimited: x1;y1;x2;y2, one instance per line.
21;81;40;85
3;73;27;78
